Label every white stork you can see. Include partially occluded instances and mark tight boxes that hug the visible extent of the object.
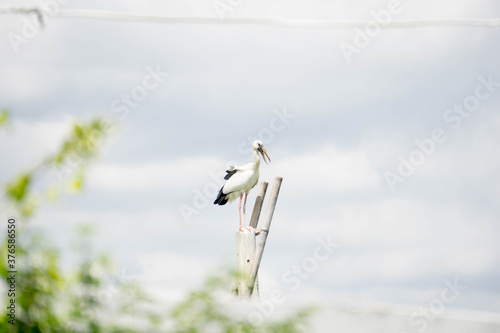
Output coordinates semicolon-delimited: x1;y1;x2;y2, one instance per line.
214;140;271;232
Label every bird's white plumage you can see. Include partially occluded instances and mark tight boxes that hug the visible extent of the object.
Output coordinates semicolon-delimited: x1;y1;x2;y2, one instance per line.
222;161;260;202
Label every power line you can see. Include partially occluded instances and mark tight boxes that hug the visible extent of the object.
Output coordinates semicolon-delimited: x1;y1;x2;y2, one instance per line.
1;7;500;28
0;7;45;27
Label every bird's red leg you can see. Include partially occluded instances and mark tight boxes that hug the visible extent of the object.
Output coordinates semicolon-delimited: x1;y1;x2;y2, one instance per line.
243;192;248;226
238;193;243;231
239;193;261;233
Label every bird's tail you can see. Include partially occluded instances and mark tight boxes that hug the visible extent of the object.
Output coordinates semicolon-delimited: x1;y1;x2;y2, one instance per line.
213;187;229;205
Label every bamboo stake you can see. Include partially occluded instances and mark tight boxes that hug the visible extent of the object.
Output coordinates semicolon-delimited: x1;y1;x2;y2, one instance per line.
246;176;283;297
249;182;268;229
233;182;268;298
234;232;258;298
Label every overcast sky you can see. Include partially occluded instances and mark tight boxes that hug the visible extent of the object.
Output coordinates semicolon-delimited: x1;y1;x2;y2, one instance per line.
1;0;500;330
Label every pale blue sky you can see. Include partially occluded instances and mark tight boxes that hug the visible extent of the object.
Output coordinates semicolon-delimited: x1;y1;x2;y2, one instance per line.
1;0;500;329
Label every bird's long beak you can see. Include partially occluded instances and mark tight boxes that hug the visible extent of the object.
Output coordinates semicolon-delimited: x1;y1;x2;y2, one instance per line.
259;147;271;165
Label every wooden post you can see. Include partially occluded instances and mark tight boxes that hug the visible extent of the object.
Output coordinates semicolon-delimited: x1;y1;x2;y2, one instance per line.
234;232;259;299
247;177;282;297
234;178;282;299
233;182;268;298
249;182;268;229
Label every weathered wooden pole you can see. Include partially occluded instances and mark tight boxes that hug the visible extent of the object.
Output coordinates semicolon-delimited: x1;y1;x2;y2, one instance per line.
234;181;268;298
249;182;269;229
246;176;283;297
234;232;258;298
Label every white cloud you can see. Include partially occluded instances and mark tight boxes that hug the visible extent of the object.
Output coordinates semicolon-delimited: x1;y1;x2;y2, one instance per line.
87;144;380;193
87;155;225;191
271;197;498;282
136;251;215;302
269;144;381;192
0;118;74;179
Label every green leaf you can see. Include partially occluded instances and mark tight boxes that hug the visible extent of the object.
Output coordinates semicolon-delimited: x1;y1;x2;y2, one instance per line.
4;173;31;202
0;109;9;127
69;172;84;192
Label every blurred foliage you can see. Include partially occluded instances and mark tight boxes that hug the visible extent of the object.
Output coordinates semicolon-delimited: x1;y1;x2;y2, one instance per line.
3;118;107;217
170;272;314;333
1;114;314;332
5;173;31;202
52;120;106;166
0;227;161;332
0;109;9;128
0;232;65;331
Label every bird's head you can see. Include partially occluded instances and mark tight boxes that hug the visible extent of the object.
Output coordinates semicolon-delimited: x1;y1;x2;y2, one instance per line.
252;140;271;165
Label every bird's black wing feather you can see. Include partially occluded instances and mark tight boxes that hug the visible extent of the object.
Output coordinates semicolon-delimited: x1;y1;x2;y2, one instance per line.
224;167;238;180
214;166;239;205
214;187;230;205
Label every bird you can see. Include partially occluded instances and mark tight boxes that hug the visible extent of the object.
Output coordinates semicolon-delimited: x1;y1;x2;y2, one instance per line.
214;140;271;232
